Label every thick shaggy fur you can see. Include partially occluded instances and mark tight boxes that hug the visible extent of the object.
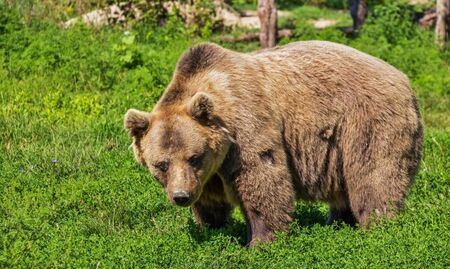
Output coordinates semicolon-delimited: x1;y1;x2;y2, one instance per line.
125;41;423;246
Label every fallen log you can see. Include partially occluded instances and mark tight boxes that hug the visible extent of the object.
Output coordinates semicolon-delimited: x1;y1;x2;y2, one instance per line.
63;2;141;28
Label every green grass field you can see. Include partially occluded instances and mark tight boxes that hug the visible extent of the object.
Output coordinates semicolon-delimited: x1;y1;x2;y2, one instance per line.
1;2;449;268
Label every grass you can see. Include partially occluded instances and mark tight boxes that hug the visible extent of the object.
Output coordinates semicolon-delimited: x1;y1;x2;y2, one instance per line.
281;5;352;28
1;2;449;268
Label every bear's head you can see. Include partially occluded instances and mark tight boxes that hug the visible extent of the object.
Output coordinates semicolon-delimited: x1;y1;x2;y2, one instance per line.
124;92;233;207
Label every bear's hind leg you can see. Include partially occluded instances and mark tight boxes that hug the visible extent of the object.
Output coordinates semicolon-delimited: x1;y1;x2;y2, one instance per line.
347;177;406;228
341;111;420;227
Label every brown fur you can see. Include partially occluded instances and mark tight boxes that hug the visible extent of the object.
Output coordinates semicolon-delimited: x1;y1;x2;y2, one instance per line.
124;41;423;247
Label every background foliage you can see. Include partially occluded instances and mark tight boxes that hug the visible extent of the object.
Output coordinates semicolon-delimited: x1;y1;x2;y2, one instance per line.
0;1;449;268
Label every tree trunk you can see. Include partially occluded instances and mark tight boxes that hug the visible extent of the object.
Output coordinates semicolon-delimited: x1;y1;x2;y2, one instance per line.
349;0;367;30
257;0;277;48
436;0;450;47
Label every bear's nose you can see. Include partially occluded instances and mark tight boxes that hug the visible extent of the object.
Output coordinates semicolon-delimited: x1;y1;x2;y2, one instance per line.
173;191;191;206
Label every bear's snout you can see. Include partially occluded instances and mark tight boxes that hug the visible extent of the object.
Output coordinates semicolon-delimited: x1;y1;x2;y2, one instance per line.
172;190;192;207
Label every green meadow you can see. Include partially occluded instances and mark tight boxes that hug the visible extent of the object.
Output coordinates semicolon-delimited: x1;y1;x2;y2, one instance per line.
0;2;449;268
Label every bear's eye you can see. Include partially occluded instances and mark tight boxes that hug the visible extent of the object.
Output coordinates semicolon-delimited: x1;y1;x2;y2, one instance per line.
188;154;203;168
154;161;169;173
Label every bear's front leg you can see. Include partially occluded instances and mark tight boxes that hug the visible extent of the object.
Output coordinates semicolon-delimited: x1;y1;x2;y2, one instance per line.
236;162;296;247
192;201;231;229
243;208;277;247
191;174;232;229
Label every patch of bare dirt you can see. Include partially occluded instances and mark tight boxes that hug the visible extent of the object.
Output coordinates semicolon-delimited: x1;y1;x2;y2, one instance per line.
310;18;337;29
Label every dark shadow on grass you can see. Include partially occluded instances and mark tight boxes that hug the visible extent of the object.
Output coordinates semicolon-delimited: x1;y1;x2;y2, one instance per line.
187;218;248;246
293;203;359;230
187;202;355;246
292;202;328;227
336;25;360;38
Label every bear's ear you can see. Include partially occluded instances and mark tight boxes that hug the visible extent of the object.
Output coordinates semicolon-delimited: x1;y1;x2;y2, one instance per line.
124;109;151;138
188;92;214;122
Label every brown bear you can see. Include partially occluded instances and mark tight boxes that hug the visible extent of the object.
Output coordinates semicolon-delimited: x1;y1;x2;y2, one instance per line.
124;41;423;247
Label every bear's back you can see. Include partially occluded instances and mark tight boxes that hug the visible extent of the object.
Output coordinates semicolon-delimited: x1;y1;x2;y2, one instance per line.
249;40;411;98
242;41;416;125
